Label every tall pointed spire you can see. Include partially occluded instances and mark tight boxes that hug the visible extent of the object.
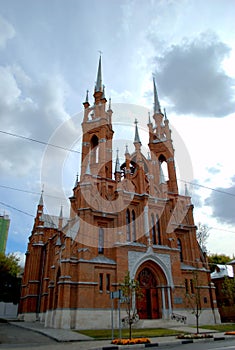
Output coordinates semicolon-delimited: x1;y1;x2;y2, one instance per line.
134;119;141;144
39;189;44;206
95;54;102;92
153;76;161;114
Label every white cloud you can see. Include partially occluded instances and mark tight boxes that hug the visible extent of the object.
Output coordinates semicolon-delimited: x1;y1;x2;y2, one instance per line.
0;15;15;49
0;63;71;177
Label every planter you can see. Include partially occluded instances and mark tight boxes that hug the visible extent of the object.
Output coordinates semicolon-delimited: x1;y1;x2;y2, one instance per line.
111;338;151;345
177;333;213;339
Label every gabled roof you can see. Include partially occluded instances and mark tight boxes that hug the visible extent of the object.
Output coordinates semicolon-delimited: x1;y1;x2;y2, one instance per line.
211;264;234;279
41;213;69;229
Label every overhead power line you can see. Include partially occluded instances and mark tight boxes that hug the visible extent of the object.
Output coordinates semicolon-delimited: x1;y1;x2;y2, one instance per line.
1;129;235;198
179;179;235;198
0;201;34;217
0;130;81;154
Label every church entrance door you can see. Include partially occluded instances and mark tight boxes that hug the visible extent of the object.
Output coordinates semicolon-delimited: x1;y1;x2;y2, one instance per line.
137;267;159;319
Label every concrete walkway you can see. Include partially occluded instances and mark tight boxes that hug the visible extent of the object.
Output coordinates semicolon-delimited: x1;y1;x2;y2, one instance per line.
9;321;235;350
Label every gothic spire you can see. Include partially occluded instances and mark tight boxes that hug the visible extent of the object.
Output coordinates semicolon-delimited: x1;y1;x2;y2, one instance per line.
115;149;121;173
108;97;112;110
59;205;63;219
39;189;44;206
134;119;141;144
74;173;79;188
164;108;168;121
85;90;89;103
153;76;161;114
125;144;130;155
95;54;102;92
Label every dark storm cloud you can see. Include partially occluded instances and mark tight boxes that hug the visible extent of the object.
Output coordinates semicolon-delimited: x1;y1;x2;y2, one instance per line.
153;32;235;117
205;179;235;225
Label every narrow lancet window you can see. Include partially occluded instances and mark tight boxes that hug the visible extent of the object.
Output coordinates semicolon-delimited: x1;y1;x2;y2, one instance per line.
126;209;131;241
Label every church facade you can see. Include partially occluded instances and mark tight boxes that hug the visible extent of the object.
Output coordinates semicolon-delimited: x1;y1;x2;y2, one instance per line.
19;57;220;329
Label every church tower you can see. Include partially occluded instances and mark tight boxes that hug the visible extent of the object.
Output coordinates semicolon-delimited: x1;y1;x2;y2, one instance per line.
148;77;178;194
80;55;114;180
19;57;220;329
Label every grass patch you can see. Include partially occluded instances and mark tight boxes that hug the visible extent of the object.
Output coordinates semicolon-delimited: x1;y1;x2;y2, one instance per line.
77;328;185;340
199;324;235;332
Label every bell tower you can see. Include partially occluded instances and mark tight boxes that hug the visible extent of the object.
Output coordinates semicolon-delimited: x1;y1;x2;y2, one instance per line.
80;55;114;180
148;77;178;194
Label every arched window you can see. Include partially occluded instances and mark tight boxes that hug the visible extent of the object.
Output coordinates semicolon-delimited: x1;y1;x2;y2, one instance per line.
177;238;183;262
126;209;131;241
159;154;169;181
98;227;104;254
132;210;136;242
156;215;161;245
151;213;157;245
91;135;99;164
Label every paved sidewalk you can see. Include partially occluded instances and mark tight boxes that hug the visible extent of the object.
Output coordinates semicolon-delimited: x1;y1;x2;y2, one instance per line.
9;321;235;350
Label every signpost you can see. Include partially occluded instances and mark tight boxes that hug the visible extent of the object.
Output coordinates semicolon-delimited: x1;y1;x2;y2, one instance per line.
110;290;122;340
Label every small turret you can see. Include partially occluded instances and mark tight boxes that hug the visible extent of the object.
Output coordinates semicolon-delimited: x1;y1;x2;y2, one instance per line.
114;149;121;182
58;205;63;230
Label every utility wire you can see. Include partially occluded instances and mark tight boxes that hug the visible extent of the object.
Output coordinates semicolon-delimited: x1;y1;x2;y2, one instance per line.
0;130;81;154
178;179;235;198
1;129;234;198
0;201;34;217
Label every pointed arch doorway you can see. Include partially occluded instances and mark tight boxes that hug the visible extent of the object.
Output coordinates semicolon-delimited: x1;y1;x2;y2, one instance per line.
137;267;159;319
135;261;170;320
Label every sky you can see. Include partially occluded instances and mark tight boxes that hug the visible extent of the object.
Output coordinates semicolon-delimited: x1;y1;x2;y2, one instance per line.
0;0;234;265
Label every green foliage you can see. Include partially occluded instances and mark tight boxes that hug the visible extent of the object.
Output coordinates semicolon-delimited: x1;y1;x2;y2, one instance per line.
120;271;143;339
208;254;231;272
0;253;21;304
222;276;235;305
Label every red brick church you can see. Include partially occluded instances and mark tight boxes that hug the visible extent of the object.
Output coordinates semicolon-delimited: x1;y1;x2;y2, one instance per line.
19;57;220;329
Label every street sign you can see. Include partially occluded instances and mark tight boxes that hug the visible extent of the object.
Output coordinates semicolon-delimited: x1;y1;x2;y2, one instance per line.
110;290;122;299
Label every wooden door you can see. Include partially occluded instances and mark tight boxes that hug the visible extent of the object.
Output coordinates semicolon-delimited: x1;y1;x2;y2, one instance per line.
137;268;160;319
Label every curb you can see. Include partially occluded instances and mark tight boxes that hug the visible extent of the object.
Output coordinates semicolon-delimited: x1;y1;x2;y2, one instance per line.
92;335;235;350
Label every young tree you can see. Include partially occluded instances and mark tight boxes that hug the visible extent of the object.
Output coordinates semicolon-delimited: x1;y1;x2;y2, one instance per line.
185;270;202;334
222;276;235;306
121;271;142;340
196;223;210;253
0;253;21;304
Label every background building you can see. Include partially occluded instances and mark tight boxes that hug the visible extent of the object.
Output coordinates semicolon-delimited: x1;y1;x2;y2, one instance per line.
0;214;10;254
211;262;235;322
19;57;220;329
